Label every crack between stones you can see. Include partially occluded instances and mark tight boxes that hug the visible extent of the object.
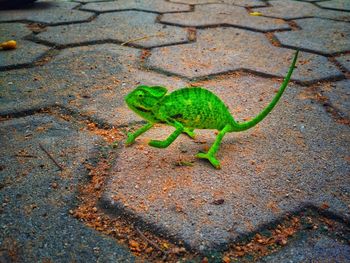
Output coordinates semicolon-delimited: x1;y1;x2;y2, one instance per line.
143;61;346;86
158;21;292;33
0;48;58;71
29;36;194;51
278;43;350;58
78;7;194;15
0;15;98;27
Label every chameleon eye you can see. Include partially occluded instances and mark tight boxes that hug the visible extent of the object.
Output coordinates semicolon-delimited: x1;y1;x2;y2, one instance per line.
137;91;144;98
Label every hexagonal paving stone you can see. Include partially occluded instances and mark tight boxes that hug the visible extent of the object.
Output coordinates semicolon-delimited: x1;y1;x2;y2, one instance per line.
274;18;350;55
36;11;189;48
336;54;350;71
317;0;350;11
0;44;186;126
0;0;94;25
0;23;50;69
0;114;135;262
147;28;342;82
258;233;350;263
319;79;350;119
81;0;190;13
0;22;32;38
169;0;266;7
76;0;109;2
102;76;350;250
253;0;350;21
161;4;289;32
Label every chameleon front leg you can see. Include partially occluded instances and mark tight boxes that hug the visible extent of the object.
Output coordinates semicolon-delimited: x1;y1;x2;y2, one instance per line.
149;120;184;148
196;124;231;169
183;127;196;139
125;122;153;146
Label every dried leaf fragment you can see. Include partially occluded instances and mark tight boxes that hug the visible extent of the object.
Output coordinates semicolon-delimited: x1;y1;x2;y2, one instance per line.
129;240;141;252
250;12;262;16
0;40;17;50
222;256;231;263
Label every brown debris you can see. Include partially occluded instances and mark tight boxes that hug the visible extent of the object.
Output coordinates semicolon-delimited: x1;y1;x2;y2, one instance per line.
320;202;330;210
83;120;122;144
265;33;281;47
121;33;165;46
73;148;194;262
140;49;151;61
223;216;301;261
39;143;64;171
26;23;47;33
187;27;196;41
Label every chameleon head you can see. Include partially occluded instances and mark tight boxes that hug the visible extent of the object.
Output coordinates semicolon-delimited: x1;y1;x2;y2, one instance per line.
125;85;168;121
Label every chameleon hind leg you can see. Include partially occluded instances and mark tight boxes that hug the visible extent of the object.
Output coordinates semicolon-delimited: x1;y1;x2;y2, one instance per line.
125;122;153;146
196;124;231;169
149;120;184;148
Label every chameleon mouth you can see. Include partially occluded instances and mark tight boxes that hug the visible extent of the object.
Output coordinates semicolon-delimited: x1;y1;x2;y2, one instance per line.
135;106;151;113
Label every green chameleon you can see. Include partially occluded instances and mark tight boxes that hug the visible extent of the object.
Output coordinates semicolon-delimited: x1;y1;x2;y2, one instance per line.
125;51;299;169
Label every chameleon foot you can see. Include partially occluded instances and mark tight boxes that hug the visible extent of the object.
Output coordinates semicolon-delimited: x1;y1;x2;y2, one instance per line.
183;128;196;139
125;133;136;146
196;152;221;169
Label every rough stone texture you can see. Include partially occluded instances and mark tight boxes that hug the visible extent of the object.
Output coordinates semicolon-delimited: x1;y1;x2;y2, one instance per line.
0;115;135;262
147;28;343;82
0;44;186;126
0;0;94;25
103;76;350;250
274;18;350;55
75;0;106;2
317;0;350;11
253;0;350;21
169;0;266;7
336;54;350;71
36;11;188;48
298;0;323;2
0;23;50;69
1;0;350;260
0;22;32;39
319;79;350;119
161;4;290;32
81;0;190;13
258;233;350;262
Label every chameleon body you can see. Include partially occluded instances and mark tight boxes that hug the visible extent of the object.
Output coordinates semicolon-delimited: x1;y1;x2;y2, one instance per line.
125;51;299;169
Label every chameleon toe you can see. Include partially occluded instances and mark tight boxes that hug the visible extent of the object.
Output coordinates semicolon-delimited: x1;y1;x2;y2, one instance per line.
196;152;221;169
125;134;135;146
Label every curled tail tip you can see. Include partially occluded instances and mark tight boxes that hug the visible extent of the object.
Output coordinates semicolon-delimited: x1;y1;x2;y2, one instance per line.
233;50;298;131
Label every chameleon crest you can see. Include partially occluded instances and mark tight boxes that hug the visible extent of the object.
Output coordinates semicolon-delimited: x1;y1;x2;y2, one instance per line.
125;51;299;169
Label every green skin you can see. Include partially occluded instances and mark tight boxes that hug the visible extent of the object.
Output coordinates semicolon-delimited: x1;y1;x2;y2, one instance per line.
125;51;299;169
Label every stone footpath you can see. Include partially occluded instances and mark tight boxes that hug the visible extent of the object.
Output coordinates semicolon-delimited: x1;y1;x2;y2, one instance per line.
0;0;349;262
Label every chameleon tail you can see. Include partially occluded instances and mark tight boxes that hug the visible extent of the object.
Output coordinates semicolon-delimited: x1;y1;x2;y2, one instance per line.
232;50;299;132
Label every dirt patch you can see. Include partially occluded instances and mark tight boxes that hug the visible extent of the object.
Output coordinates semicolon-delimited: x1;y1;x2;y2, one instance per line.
73;145;198;262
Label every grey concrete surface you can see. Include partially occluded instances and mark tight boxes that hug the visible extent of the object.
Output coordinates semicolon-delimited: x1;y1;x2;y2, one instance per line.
0;115;135;262
0;0;349;261
36;11;189;48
